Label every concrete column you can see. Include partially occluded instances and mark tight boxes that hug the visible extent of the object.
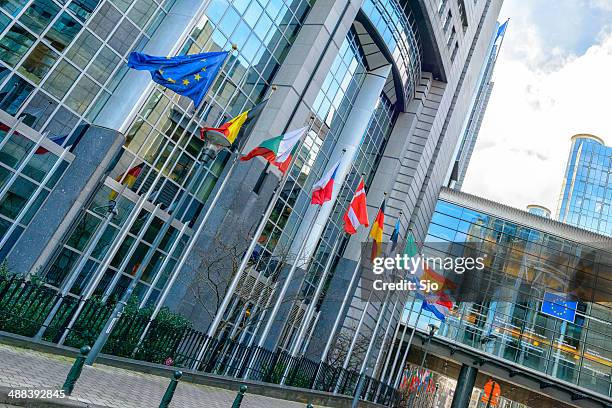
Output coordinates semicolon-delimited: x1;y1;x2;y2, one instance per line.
450;364;478;408
93;0;211;132
291;64;392;259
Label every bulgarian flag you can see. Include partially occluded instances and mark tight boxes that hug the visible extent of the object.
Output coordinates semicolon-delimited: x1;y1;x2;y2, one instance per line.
311;160;341;205
343;178;368;234
369;198;385;259
240;126;306;173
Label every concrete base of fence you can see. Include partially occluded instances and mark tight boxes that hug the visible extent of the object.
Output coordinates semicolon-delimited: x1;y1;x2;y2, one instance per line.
0;331;386;408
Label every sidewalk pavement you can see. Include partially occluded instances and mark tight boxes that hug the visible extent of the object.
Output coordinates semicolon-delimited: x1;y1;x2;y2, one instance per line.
0;343;329;408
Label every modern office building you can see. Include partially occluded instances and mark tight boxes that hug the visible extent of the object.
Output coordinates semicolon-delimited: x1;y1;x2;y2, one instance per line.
557;134;612;237
0;0;503;402
389;187;611;406
448;19;506;190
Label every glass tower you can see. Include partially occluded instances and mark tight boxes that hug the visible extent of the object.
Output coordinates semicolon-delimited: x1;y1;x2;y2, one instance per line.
557;134;612;237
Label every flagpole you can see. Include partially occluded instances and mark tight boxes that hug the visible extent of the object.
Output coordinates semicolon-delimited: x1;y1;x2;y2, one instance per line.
287;170;368;359
191;121;313;370
52;44;241;343
382;297;416;384
256;150;347;352
288;236;342;357
393;304;424;388
256;203;322;346
130;150;236;355
351;291;391;408
367;294;399;394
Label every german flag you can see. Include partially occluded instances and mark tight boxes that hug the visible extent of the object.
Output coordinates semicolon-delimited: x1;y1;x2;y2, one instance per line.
109;163;144;201
369;198;385;260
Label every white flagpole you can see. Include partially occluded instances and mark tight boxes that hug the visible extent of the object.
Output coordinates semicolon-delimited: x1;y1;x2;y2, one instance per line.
256;204;322;349
382;297;416;383
191;125;310;369
288;236;341;357
393;304;424;388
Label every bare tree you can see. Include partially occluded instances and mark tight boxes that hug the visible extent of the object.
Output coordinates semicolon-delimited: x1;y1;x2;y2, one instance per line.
180;220;310;341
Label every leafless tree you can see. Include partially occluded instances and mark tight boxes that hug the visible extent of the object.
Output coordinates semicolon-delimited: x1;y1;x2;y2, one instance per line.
180;221;310;341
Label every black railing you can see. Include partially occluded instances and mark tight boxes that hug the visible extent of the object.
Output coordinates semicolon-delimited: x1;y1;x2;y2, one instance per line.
0;275;400;406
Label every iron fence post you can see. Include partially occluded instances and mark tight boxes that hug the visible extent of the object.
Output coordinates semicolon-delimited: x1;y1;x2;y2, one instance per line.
159;371;182;408
62;345;90;396
231;385;247;408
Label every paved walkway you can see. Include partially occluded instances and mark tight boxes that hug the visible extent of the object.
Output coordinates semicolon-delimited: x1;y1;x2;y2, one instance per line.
0;343;329;408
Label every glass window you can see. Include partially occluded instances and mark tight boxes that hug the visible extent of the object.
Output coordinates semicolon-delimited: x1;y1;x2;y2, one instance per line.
43;105;78;136
0;75;34;115
18;42;59;84
18;0;59;34
0;133;34;168
109;0;130;12
88;1;121;40
45;12;82;51
87;46;120;84
65;75;100;114
21;188;48;224
66;212;102;251
68;0;100;21
0;176;37;219
0;24;35;67
0;165;12;192
0;10;11;31
45;246;80;286
127;0;156;28
108;18;138;55
23;150;57;182
65;30;102;69
21;90;57;129
42;59;80;99
0;0;27;16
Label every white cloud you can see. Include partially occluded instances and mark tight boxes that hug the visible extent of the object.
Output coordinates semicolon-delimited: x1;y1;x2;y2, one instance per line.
462;24;612;214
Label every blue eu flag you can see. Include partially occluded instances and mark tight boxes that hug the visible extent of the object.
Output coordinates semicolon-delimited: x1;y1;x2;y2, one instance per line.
541;292;577;323
128;51;229;107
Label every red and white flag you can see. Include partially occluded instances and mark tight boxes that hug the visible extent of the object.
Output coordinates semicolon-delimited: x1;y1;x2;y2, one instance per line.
311;160;341;205
342;178;369;234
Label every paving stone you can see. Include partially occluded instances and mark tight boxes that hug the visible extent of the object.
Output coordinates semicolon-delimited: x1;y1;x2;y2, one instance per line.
0;344;330;408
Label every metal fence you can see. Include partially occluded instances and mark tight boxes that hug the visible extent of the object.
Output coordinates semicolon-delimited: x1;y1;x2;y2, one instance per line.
0;274;400;406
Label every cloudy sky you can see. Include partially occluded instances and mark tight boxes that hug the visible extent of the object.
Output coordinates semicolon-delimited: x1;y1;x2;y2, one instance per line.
462;0;612;214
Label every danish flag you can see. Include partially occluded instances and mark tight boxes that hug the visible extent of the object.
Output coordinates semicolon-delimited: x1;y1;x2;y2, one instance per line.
343;178;369;234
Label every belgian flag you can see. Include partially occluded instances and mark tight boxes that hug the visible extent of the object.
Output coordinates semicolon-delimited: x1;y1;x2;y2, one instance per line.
200;98;267;149
369;198;385;260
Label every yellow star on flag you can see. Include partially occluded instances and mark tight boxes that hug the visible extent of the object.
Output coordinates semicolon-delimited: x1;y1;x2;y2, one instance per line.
182;79;190;86
194;73;202;81
158;69;164;75
167;78;176;83
201;67;207;72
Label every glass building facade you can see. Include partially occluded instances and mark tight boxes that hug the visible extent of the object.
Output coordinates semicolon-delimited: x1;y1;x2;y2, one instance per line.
0;110;71;257
407;193;612;397
557;134;612;237
39;0;313;309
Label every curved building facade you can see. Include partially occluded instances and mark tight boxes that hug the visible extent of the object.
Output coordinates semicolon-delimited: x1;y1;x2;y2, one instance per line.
0;0;503;404
557;134;612;237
